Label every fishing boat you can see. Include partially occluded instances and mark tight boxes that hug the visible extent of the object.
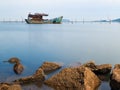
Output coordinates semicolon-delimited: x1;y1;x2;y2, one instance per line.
25;13;63;24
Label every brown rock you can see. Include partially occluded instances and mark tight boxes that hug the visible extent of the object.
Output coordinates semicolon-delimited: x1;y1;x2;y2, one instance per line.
110;64;120;90
34;67;45;77
45;66;101;90
14;61;61;85
0;83;9;90
0;83;22;90
83;61;97;71
83;67;101;90
3;57;20;64
114;64;120;69
39;62;62;74
13;61;61;86
95;64;112;74
14;68;45;85
14;63;24;74
83;61;112;75
8;84;22;90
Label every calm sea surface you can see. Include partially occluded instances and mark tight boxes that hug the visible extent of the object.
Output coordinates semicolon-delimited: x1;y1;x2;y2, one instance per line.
0;22;120;90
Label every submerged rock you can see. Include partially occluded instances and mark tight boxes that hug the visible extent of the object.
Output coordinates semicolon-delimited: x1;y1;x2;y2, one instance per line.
95;64;112;75
45;66;101;90
3;57;20;64
0;83;22;90
110;64;120;90
83;61;112;75
13;61;62;87
14;62;24;74
39;62;62;74
14;68;45;85
3;57;24;75
14;61;61;85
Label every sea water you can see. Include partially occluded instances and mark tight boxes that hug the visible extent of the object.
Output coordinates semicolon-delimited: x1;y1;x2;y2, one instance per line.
0;22;120;90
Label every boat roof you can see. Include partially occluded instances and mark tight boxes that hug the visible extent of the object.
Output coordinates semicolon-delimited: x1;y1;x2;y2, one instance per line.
28;13;48;17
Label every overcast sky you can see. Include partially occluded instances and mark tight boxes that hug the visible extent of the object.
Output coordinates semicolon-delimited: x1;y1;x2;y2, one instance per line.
0;0;120;20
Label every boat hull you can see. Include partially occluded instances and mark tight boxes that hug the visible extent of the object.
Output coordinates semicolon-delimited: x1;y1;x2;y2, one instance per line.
25;16;63;24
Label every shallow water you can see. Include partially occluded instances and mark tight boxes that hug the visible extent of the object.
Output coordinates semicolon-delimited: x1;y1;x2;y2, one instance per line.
0;22;120;89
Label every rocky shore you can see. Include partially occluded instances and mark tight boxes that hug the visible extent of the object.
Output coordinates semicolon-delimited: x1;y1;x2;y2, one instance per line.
1;57;120;90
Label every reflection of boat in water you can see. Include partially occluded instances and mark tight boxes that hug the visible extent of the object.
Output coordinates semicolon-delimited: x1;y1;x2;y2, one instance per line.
25;13;63;24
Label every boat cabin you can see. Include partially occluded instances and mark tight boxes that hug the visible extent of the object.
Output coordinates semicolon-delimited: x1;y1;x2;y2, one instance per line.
28;13;48;21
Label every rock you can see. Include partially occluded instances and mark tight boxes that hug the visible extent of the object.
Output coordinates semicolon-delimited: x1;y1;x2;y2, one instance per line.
0;83;22;90
83;67;101;90
14;68;45;85
0;83;9;90
83;61;97;71
94;64;112;75
114;64;120;69
14;62;24;74
83;61;112;75
39;62;62;74
3;57;24;74
14;61;61;85
8;84;22;90
13;61;61;86
45;66;101;90
110;64;120;90
3;57;20;64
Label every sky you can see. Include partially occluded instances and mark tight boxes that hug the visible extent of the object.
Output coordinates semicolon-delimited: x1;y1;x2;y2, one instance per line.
0;0;120;21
